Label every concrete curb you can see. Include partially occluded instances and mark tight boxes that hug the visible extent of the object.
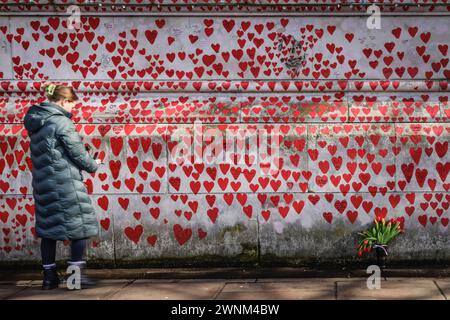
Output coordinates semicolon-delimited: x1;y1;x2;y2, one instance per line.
2;267;450;281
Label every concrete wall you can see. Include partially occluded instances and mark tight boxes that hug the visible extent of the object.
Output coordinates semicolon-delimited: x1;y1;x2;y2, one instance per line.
0;1;449;266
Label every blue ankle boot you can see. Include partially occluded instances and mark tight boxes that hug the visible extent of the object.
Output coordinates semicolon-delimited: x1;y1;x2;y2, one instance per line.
42;265;61;290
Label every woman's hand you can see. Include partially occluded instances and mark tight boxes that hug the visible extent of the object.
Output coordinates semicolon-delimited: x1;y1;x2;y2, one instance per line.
95;159;102;165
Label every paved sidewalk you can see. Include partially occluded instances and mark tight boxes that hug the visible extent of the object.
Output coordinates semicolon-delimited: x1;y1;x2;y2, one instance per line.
1;277;449;300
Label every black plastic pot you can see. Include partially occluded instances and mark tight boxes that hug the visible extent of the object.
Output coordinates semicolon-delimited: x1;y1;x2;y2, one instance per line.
375;245;388;269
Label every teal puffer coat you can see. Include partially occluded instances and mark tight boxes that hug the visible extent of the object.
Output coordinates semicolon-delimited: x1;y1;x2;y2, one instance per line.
24;101;99;240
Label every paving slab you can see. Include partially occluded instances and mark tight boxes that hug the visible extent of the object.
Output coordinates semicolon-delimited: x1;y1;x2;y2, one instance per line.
6;280;130;300
222;279;336;291
179;278;257;283
216;279;336;300
434;280;450;300
108;279;225;300
0;280;32;285
216;290;335;300
337;279;445;300
0;281;33;300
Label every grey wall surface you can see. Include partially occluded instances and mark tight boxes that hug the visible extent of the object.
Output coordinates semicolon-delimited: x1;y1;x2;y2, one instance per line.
0;1;449;266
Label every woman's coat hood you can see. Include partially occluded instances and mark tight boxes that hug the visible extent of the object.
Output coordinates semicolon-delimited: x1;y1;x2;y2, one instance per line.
24;102;73;134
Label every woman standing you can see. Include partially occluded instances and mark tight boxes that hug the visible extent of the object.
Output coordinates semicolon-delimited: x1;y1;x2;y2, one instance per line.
24;83;102;290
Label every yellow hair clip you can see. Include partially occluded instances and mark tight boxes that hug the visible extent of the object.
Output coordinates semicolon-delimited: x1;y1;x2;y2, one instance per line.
45;84;56;96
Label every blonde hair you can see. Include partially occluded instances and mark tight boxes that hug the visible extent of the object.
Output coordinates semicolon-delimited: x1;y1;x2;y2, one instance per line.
43;83;79;102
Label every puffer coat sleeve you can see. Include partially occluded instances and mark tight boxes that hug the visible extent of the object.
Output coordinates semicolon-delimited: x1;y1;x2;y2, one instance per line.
55;116;99;173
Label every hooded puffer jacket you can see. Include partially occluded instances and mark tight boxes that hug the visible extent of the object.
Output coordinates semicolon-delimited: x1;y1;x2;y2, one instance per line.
23;101;99;240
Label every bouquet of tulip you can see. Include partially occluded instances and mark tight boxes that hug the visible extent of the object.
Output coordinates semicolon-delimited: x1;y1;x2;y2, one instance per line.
357;216;404;258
